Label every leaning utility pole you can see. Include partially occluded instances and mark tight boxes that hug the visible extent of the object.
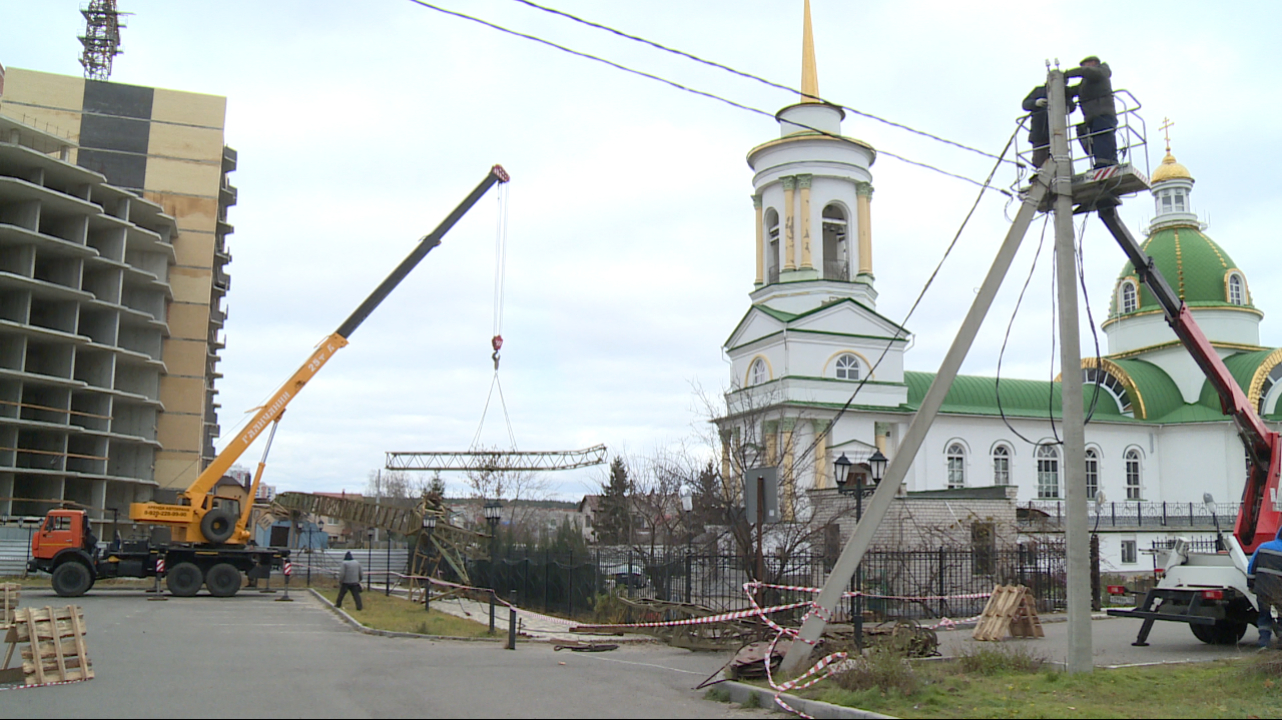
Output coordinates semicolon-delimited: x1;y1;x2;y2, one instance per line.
1048;67;1093;674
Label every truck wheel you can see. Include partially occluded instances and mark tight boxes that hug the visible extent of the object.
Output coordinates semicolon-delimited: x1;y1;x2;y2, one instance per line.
1190;620;1248;645
205;563;242;597
51;561;93;597
167;562;204;597
200;509;236;544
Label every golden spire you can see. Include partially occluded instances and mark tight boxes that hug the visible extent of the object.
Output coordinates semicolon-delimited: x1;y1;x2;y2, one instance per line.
1160;117;1175;153
801;0;820;103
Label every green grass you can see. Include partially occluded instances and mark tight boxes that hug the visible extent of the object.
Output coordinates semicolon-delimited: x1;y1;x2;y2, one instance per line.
805;655;1282;719
316;588;494;638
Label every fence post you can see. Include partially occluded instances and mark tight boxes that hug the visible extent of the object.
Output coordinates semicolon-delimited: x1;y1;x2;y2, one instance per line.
508;589;517;650
1090;534;1101;611
627;548;635;600
938;547;946;617
1162;502;1167;526
489;590;496;634
1189;502;1194;526
1137;501;1142;527
1112;502;1116;528
568;550;574;618
685;550;693;605
543;548;550;613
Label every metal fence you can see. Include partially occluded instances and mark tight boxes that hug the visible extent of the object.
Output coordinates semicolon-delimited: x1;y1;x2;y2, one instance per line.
1019;500;1238;530
464;543;1067;622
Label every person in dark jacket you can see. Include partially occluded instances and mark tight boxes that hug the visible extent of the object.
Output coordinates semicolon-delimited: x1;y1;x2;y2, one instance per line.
1067;56;1117;168
1021;84;1075;169
336;550;363;611
1249;528;1282;649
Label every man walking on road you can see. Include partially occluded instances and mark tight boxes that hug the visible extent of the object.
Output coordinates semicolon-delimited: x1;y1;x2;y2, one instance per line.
336;550;364;611
1249;528;1282;649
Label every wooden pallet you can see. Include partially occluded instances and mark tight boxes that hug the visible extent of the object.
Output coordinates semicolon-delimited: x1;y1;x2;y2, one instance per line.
0;605;92;686
0;583;18;627
972;585;1043;641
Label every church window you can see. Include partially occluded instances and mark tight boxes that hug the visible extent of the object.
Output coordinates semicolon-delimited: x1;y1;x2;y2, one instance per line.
992;445;1011;485
765;209;780;283
1172;189;1187;213
1083;366;1133;417
835;353;861;380
1119;281;1137;314
1125;448;1142;500
947;443;966;489
1085;448;1099;501
822;204;848;281
1036;445;1060;499
1121;539;1137;564
749;358;768;386
1228;273;1246;305
1161;191;1173;213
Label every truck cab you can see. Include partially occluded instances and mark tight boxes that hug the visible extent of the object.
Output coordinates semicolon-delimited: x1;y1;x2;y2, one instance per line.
28;509;101;595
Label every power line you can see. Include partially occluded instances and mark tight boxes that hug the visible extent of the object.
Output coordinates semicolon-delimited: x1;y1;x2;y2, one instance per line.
509;0;1013;165
406;0;1005;192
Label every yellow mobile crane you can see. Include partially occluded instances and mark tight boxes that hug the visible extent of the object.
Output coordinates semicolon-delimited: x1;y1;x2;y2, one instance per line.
30;166;510;597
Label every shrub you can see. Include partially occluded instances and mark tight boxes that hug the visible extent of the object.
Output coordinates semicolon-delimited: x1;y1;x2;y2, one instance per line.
589;590;630;625
832;647;919;697
703;687;731;703
957;644;1046;675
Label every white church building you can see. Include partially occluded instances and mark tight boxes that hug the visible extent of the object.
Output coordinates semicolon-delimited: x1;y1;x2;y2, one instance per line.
718;12;1275;572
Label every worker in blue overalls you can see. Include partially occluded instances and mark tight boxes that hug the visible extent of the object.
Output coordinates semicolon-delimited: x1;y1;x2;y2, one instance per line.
1248;527;1282;649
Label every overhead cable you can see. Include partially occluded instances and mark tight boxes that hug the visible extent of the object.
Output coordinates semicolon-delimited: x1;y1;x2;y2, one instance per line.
406;0;1003;192
509;0;1013;165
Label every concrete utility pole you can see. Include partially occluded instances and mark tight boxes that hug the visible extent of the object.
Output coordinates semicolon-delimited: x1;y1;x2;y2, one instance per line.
1047;68;1093;674
780;165;1054;675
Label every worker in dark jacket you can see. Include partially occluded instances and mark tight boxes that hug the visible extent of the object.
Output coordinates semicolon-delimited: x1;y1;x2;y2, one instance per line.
1021;84;1075;169
1067;56;1117;168
1249;527;1282;649
336;550;363;611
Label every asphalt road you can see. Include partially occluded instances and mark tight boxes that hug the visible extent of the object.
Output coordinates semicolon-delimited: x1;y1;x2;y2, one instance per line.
935;612;1267;666
4;588;765;719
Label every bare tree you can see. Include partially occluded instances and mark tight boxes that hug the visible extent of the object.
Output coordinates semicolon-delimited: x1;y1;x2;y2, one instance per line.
459;448;550;541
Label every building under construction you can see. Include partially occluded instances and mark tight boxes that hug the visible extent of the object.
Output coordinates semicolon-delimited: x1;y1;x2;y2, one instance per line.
0;68;237;532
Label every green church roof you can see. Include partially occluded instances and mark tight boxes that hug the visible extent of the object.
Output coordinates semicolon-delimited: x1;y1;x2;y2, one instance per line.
1108;225;1252;319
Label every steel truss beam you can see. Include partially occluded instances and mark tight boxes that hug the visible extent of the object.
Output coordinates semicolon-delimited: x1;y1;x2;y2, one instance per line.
385;444;607;472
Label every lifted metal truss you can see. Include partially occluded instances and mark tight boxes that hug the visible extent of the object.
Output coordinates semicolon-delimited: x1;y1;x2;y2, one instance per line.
272;491;490;587
78;0;130;81
385;444;607;473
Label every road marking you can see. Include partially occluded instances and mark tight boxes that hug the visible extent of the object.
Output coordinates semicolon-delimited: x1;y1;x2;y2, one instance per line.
578;654;705;675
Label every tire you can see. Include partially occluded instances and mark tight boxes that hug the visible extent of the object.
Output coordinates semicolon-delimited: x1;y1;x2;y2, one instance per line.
205;563;242;598
51;561;93;597
200;509;236;544
1190;620;1248;645
166;561;204;597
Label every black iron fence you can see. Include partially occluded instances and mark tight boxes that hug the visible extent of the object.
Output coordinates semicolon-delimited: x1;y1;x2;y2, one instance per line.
1020;500;1237;530
464;542;1067;622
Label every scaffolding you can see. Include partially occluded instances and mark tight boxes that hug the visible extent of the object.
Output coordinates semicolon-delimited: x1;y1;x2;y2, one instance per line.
385;444;608;473
79;0;130;81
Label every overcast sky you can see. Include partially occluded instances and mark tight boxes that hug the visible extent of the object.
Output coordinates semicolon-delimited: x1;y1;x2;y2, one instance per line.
3;0;1281;501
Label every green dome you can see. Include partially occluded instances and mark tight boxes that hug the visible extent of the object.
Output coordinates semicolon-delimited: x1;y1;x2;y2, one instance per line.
1107;225;1253;319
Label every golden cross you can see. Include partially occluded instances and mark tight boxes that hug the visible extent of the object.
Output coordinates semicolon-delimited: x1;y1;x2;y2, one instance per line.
1160;117;1175;153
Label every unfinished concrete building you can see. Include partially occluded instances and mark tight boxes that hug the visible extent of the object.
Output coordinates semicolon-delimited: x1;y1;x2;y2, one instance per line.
0;68;236;531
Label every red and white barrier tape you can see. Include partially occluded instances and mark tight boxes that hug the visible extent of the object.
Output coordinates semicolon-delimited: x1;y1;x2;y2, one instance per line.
0;677;90;692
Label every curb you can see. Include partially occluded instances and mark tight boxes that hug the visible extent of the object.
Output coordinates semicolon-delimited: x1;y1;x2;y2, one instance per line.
308;588;514;643
717;681;896;719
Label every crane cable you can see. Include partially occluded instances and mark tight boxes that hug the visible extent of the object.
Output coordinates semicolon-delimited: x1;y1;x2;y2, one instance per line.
471;183;519;451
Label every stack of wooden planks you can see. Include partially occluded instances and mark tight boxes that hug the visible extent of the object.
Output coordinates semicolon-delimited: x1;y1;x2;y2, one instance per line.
972;585;1044;641
1;605;92;686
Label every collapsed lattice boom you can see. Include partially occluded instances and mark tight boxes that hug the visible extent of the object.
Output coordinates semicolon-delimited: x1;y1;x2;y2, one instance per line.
385;444;607;472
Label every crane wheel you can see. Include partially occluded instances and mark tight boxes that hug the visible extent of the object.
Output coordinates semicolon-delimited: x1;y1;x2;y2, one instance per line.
200;509;236;544
1190;619;1248;645
206;563;242;597
51;561;93;597
167;562;204;597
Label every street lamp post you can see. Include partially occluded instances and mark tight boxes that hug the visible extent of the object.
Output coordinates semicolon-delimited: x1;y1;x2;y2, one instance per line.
483;501;503;623
681;493;693;604
835;450;887;650
422;514;437;613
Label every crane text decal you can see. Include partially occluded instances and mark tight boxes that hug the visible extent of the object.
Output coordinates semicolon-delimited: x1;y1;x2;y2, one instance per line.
241;391;293;446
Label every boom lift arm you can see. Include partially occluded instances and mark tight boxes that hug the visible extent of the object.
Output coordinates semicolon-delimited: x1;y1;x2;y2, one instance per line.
131;165;511;544
1097;206;1282;552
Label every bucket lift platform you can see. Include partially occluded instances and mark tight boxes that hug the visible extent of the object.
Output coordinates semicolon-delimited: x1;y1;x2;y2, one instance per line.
1069;163;1150;213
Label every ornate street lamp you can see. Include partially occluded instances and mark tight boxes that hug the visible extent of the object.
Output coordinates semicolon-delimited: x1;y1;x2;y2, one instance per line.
483;500;502;558
681;493;694;604
836;448;887;652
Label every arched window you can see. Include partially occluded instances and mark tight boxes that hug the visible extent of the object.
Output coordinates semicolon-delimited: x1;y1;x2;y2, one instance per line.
1083;366;1133;417
822;204;848;281
1120;281;1138;314
765;209;780;283
835;353;861;381
749;358;768;386
992;445;1011;486
1036;445;1060;499
946;443;966;489
1125;448;1142;500
1229;273;1246;306
1085;448;1099;501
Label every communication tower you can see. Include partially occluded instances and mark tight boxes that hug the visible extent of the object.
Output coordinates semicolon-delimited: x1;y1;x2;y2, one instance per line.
78;0;130;81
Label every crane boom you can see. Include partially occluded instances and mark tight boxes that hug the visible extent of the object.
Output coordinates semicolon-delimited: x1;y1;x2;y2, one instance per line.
1097;205;1281;552
130;165;510;543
